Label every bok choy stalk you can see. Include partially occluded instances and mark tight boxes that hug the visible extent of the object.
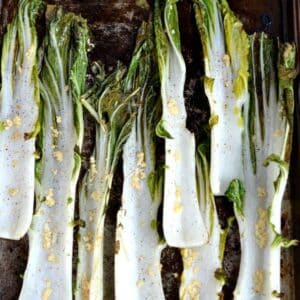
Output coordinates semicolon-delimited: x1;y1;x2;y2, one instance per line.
19;10;88;300
0;0;43;239
193;0;249;196
227;33;297;299
75;64;139;298
180;143;224;300
154;0;208;247
115;21;165;300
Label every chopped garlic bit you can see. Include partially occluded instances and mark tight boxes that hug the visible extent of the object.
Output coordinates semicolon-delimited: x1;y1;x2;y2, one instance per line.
174;150;181;161
51;126;60;138
81;274;90;299
131;152;147;189
257;186;267;200
173;200;183;214
8;188;19;197
88;209;97;222
43;223;56;250
48;254;59;264
167;98;179;115
137;152;146;167
3;119;13;130
83;232;93;252
223;54;231;66
253;270;264;293
181;249;198;268
45;189;56;207
91;191;101;201
53;150;64;162
224;80;230;87
255;208;268;248
42;280;53;300
12;160;18;168
13;115;22;127
136;279;144;288
181;280;201;300
56;116;62;124
11;131;21;141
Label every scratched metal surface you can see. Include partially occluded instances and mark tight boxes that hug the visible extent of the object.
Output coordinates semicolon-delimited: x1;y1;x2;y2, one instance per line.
0;0;298;299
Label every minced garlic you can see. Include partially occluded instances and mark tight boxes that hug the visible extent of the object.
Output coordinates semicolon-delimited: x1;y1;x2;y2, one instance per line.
48;254;59;264
222;54;231;66
181;249;198;268
45;189;56;207
8;188;19;197
167;98;179;115
13;115;22;127
56;116;62;124
257;186;267;200
255;208;268;248
131;152;147;189
43;223;55;250
81;274;90;299
42;280;53;300
136;279;144;288
181;280;201;300
53;150;64;162
253;270;264;293
91;191;101;201
173;201;183;214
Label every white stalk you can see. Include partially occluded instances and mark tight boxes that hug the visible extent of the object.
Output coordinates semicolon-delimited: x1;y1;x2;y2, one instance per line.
180;145;224;300
76;61;138;299
115;110;165;299
155;0;208;248
193;0;249;196
0;0;42;239
232;34;296;299
75;127;110;300
20;11;88;300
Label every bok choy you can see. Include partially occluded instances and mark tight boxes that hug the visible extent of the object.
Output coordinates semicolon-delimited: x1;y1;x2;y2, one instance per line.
0;0;43;239
19;10;88;300
193;0;249;196
154;0;208;248
115;21;165;300
180;143;225;300
227;34;297;299
75;61;139;298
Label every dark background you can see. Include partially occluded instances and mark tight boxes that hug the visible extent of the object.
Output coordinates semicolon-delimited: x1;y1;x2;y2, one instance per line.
0;0;298;299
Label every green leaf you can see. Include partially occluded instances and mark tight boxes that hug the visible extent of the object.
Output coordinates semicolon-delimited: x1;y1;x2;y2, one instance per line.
263;154;288;192
219;216;234;262
270;221;299;248
165;0;181;51
193;0;217;59
154;0;169;81
221;0;249;99
156;119;173;139
225;179;245;216
214;268;227;284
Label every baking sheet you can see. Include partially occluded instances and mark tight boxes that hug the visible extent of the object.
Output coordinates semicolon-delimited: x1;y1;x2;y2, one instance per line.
0;0;298;299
